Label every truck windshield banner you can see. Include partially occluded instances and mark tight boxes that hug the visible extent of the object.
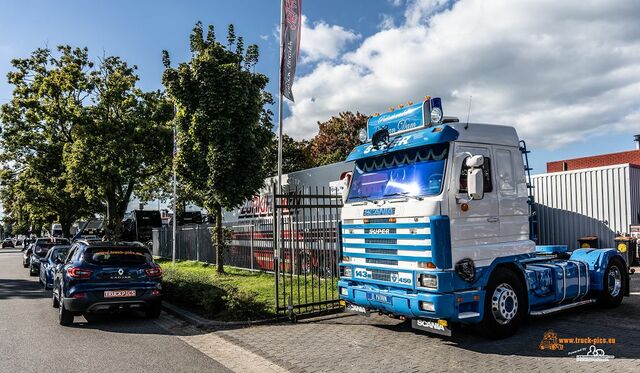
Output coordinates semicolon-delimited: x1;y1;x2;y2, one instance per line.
367;101;427;139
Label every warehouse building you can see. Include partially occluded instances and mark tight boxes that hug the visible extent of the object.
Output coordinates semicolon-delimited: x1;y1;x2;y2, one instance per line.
533;135;640;248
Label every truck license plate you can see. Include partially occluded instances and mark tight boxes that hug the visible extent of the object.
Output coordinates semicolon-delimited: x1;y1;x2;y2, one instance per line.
412;318;452;337
104;290;136;298
367;292;392;304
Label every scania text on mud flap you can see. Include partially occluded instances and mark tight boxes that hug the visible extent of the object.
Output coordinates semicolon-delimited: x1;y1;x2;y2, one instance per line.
338;97;629;338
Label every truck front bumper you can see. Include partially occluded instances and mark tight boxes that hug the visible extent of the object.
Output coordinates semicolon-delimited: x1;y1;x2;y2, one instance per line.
338;280;485;324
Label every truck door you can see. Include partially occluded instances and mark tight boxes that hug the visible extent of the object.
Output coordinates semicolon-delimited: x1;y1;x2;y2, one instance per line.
494;146;530;241
449;144;499;248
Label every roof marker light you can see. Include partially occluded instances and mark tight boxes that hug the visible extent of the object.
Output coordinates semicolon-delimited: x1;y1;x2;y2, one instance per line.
358;128;367;143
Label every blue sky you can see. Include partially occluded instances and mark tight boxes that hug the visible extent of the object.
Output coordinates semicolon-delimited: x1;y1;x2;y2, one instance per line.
1;0;639;175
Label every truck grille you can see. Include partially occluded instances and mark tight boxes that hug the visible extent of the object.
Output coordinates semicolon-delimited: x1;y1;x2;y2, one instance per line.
366;248;397;255
366;258;398;266
365;238;397;244
371;269;397;282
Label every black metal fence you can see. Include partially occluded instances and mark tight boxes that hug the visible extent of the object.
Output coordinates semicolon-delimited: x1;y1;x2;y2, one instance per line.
273;184;343;318
152;184;344;318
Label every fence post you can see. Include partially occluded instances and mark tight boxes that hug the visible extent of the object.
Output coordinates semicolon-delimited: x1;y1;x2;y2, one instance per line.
273;182;279;315
196;224;200;262
250;225;255;270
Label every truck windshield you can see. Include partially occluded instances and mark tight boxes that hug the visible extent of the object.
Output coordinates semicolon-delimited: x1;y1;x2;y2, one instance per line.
347;144;448;202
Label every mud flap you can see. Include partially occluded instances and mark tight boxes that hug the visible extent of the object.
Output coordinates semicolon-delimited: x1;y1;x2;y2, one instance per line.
343;302;370;317
412;318;452;336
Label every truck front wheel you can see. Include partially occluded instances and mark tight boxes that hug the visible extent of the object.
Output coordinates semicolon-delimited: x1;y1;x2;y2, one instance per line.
478;268;525;339
597;257;626;308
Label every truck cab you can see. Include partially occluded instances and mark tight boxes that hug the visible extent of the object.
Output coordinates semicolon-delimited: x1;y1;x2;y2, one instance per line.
338;97;628;338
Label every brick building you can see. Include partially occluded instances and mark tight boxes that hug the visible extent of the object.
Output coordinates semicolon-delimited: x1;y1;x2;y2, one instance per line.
546;135;640;173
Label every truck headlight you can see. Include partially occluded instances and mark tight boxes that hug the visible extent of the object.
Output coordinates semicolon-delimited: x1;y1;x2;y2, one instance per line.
419;274;438;289
419;301;435;312
340;287;348;296
342;266;352;278
342;256;351;262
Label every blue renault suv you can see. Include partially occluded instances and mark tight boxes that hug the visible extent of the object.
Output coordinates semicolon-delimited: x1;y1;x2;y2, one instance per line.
52;241;163;326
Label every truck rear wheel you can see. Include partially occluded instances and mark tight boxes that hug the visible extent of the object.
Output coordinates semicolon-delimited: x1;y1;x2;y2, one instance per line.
478;268;525;339
597;257;626;308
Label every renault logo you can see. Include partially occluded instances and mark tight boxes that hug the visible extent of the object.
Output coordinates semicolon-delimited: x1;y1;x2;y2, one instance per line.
118;268;124;276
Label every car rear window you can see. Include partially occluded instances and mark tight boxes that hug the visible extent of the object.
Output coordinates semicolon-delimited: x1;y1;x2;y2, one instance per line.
83;247;151;266
34;243;58;256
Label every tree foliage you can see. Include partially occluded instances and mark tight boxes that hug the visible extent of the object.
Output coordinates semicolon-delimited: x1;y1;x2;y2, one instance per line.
310;112;368;166
162;22;273;273
0;46;173;238
268;134;315;174
0;46;98;237
65;57;174;237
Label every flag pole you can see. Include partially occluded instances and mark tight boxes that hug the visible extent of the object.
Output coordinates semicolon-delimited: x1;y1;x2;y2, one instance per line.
172;104;177;266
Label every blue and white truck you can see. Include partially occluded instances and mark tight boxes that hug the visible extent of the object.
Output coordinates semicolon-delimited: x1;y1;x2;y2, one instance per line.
337;97;630;338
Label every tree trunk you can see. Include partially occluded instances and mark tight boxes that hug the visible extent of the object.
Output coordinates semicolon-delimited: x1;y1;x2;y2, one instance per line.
105;193;121;240
214;202;225;274
60;219;72;240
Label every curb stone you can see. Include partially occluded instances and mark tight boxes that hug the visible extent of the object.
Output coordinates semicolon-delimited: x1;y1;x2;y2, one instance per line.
161;301;281;329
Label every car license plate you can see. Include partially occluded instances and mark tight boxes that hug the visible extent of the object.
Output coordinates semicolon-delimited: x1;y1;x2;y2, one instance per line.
345;303;370;316
104;290;136;298
367;292;392;304
412;318;452;337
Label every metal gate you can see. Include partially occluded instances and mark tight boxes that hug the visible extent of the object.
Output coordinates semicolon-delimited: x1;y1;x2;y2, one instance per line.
272;184;343;319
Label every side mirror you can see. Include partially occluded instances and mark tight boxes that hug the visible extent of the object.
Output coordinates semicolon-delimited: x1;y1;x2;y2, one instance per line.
340;172;353;204
468;168;484;200
465;155;484;168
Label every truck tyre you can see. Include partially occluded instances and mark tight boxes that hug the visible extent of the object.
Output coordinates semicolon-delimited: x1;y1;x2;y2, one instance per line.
478;267;525;339
597;257;626;308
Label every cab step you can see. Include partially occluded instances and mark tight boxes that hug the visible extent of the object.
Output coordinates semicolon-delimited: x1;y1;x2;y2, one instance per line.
529;299;596;316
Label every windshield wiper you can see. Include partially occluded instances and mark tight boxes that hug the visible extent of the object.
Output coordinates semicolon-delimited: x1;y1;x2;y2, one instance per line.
383;192;424;201
349;195;375;203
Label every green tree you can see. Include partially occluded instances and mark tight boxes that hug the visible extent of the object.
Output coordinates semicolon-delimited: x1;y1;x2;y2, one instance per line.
162;22;273;273
0;46;98;237
269;134;315;174
64;57;174;237
310;112;369;166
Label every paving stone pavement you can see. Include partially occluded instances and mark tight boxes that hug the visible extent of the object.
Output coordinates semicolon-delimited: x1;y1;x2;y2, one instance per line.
155;314;288;373
158;273;640;372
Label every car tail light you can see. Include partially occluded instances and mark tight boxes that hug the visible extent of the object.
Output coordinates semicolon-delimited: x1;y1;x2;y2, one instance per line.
151;289;161;296
72;292;86;299
67;267;93;279
145;266;163;278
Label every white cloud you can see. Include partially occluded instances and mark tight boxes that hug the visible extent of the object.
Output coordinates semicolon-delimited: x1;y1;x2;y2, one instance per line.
378;14;396;30
299;15;360;63
283;0;640;149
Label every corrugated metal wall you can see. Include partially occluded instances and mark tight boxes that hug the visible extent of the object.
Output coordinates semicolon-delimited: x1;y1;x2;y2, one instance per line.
532;164;640;248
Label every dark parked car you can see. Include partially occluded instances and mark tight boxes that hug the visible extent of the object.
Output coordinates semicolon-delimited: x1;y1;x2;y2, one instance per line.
2;238;15;249
52;241;163;326
39;245;71;289
29;238;70;276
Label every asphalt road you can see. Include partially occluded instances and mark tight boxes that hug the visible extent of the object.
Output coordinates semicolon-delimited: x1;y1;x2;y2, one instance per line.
0;249;230;373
